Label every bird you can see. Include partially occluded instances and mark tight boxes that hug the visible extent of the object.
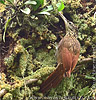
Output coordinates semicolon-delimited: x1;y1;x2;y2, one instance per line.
40;12;80;94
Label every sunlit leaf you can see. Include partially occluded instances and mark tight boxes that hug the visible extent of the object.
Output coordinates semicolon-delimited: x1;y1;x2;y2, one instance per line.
38;11;50;15
85;75;95;80
0;3;6;12
3;18;12;42
56;3;61;8
30;15;35;19
21;7;30;14
24;0;37;5
42;5;53;12
6;0;14;5
56;1;65;11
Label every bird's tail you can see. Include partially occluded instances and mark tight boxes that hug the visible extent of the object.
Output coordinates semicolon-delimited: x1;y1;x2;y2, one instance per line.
40;64;64;93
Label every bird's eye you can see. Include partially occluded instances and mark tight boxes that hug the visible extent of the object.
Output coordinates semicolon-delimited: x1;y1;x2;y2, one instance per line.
69;22;72;24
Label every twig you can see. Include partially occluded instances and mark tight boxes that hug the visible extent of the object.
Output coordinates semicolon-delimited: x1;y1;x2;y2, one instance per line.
25;79;38;85
87;5;96;16
78;58;93;65
73;58;93;72
0;78;38;98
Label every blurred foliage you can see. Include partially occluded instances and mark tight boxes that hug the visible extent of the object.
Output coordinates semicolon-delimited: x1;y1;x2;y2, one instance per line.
1;0;64;42
0;0;96;100
0;3;6;12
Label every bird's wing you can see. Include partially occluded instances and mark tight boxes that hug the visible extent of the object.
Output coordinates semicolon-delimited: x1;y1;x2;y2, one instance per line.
71;53;80;71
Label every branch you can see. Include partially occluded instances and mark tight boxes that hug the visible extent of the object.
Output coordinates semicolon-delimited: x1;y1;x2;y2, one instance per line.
78;57;93;65
73;57;93;72
0;78;38;98
25;79;38;85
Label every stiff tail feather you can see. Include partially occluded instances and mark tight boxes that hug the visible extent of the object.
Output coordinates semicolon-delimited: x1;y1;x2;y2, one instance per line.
40;64;64;93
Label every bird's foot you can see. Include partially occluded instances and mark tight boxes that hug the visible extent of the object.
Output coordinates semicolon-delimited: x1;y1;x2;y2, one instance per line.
65;70;71;77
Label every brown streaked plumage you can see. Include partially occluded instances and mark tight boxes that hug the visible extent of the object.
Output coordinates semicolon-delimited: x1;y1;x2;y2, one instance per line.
40;12;80;94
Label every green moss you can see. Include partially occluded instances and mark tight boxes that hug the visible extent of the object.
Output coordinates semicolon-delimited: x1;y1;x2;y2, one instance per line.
70;0;82;9
4;54;15;68
11;88;22;100
32;86;40;92
26;55;34;75
20;87;31;100
92;36;96;44
50;34;57;41
85;41;91;47
1;84;11;91
23;66;55;82
4;42;31;76
35;49;56;68
0;73;6;82
3;93;13;100
0;73;11;91
10;85;31;100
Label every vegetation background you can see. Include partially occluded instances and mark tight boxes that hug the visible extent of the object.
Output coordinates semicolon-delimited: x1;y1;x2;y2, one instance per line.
0;0;96;100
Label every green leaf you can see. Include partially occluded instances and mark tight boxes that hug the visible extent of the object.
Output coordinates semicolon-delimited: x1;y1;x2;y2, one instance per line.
85;75;96;80
24;0;37;5
38;11;50;15
56;1;65;11
21;7;30;14
79;86;89;96
31;0;44;11
32;0;40;11
0;0;5;4
42;5;53;12
6;0;14;5
40;0;44;6
3;18;12;42
30;15;35;19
